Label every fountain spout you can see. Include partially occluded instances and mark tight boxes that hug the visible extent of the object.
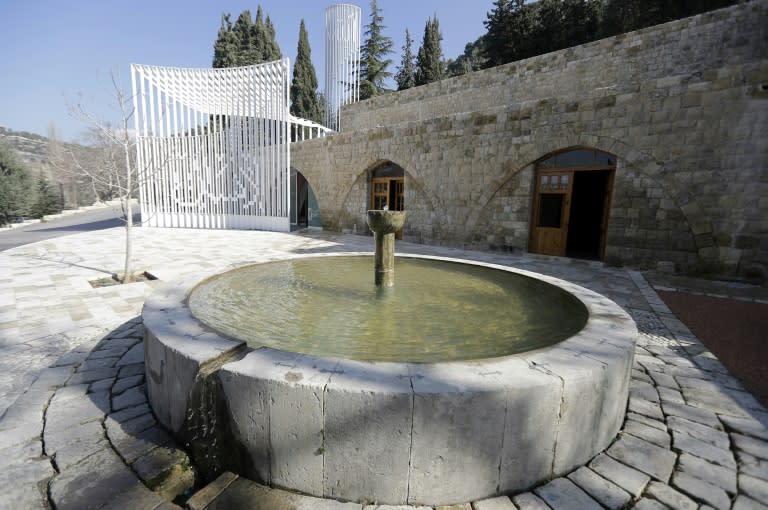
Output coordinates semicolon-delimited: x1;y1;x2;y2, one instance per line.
366;210;406;287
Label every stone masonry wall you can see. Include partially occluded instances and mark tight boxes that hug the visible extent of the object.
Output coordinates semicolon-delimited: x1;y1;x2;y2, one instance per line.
292;1;768;278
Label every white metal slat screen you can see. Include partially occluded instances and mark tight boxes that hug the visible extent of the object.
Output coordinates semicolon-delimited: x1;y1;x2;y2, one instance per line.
131;60;291;231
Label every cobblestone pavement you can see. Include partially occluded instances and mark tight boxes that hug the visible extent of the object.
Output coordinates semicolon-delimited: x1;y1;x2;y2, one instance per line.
0;227;766;509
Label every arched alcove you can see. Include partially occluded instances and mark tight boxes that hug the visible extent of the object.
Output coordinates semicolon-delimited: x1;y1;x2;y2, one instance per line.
290;169;322;229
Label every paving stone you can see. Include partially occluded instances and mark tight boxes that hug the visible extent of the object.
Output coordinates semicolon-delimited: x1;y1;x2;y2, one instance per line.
589;452;651;498
732;433;768;460
116;343;144;366
471;496;516;509
54;438;110;471
79;357;120;371
0;458;54;510
89;377;116;392
106;411;156;440
629;395;665;420
107;402;151;423
678;452;738;494
645;481;698;510
187;472;240;510
44;419;104;454
118;363;145;378
0;422;42;450
29;365;74;390
683;385;763;417
567;466;631;509
68;367;119;385
45;391;110;432
632;369;654;384
658;387;685;405
632;497;671;510
511;492;550;510
534;477;602;510
631;380;661;402
625;419;672;448
89;347;131;360
112;374;144;395
131;444;190;488
672;471;731;510
721;416;768;441
732;494;768;510
0;439;43;469
96;482;165;510
111;385;147;411
737;451;768;481
672;430;736;469
662;402;721;428
49;448;142;510
0;389;51;428
667;416;730;449
436;505;471;510
607;433;677;482
109;424;172;463
50;350;90;368
649;371;679;389
740;474;768;504
627;412;668;431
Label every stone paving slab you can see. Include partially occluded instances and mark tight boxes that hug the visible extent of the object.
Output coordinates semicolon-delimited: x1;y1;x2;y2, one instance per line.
0;227;767;509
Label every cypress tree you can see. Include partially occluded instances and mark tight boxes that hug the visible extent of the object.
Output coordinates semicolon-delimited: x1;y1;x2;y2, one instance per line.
212;6;282;68
290;19;323;124
415;16;445;86
213;14;239;68
395;29;416;91
359;0;394;100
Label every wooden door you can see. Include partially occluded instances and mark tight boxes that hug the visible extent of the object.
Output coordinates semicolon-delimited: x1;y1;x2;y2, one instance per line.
371;177;405;238
530;171;572;256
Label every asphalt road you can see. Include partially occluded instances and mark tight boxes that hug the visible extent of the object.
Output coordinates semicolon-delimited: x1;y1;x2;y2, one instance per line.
0;204;141;252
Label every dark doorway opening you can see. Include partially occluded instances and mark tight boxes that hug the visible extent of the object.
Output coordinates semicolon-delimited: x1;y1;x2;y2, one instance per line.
566;170;611;259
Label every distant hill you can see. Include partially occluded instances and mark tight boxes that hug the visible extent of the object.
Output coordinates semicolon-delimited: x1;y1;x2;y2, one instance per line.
0;126;99;207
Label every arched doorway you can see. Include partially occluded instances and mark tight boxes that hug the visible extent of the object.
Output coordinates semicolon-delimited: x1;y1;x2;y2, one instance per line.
290;169;322;229
369;161;405;237
529;148;616;259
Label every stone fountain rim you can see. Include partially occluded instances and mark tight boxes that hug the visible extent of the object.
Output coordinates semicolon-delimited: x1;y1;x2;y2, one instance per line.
143;251;637;373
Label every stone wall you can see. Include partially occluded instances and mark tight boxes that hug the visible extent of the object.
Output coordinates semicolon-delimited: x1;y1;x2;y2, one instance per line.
292;1;768;278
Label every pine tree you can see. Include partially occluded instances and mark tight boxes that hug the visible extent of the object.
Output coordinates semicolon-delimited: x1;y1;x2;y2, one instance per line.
32;171;62;219
415;16;445;86
290;20;323;124
0;139;34;225
395;29;416;91
359;0;394;100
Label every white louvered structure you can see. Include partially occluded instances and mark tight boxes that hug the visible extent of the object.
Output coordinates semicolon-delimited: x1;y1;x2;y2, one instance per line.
324;4;361;131
131;59;330;231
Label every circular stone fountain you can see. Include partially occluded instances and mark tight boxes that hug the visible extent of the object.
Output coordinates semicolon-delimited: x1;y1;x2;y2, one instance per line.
143;224;637;506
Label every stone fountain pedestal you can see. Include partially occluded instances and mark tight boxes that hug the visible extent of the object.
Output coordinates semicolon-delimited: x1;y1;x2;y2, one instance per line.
366;210;406;287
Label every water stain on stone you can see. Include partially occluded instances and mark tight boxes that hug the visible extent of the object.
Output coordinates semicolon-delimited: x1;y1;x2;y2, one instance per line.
284;371;303;382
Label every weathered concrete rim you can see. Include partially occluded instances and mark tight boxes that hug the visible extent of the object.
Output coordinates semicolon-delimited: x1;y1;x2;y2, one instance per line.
143;252;638;505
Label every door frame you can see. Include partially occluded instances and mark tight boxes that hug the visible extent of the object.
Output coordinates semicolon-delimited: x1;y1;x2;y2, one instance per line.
529;157;615;259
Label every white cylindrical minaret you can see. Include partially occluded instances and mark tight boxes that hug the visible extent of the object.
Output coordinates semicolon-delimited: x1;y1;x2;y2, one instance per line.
324;3;361;132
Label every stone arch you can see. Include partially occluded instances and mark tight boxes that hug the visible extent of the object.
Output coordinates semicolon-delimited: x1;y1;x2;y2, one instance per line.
468;133;717;266
289;167;323;229
336;158;441;240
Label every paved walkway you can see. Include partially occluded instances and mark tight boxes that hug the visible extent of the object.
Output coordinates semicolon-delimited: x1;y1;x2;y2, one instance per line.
0;227;766;509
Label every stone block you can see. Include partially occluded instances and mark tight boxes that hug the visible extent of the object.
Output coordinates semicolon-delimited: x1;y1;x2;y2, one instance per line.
678;452;737;494
672;431;736;469
607;433;676;482
740;474;768;504
589;453;651;498
111;385;147;411
667;416;729;449
534;478;602;510
471;496;517;509
624;419;671;448
0;458;54;510
568;466;632;509
673;471;731;510
645;481;698;510
511;492;550;510
732;434;768;461
323;359;412;504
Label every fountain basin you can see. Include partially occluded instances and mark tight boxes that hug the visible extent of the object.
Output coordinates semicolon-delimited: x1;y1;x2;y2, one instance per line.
143;253;637;506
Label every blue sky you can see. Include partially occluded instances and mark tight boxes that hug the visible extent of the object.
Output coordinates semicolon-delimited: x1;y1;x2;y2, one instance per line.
0;0;494;142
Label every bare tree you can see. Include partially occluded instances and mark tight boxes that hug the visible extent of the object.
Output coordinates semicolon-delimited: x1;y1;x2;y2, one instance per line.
61;73;165;283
